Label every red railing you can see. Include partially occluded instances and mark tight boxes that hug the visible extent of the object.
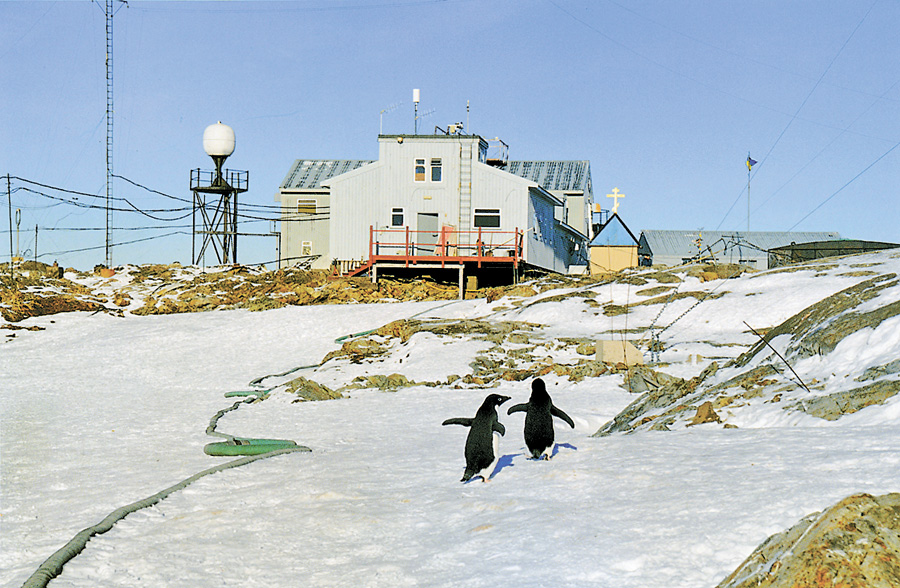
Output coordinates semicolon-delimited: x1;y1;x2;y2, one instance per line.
367;225;523;269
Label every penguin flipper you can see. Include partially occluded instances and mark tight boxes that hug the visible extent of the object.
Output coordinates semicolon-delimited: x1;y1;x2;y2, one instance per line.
442;417;473;427
507;403;529;415
551;405;576;428
492;421;506;436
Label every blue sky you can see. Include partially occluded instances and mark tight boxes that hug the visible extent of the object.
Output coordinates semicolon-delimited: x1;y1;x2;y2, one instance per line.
2;0;898;269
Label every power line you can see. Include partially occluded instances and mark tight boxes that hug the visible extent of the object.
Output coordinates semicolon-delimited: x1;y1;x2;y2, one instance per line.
38;231;187;259
546;0;888;142
715;0;878;231
11;179;303;225
751;77;900;217
17;187;193;217
603;0;897;106
1;224;192;234
788;139;900;231
113;173;291;212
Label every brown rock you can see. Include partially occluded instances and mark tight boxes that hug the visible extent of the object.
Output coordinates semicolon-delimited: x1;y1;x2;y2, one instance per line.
718;493;900;588
286;376;342;401
687;401;721;426
113;292;132;307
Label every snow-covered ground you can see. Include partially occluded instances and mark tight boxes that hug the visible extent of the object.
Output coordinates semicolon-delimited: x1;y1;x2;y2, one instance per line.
4;251;900;587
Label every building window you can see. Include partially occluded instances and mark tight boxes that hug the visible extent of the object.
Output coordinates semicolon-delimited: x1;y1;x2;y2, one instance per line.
414;159;426;182
474;208;501;228
430;158;442;182
391;207;404;226
297;199;316;214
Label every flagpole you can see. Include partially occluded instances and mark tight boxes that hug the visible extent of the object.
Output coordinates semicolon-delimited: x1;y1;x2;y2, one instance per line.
746;153;755;233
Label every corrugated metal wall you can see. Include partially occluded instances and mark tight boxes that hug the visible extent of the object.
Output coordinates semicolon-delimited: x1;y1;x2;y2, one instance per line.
640;230;842;269
277;137;593;275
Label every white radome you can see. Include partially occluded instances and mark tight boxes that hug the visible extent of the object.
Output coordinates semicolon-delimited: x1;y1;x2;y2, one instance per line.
203;122;235;157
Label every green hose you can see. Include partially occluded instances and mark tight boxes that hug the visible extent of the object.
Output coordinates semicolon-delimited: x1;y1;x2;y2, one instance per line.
204;438;301;456
23;300;465;586
223;389;263;398
206;391;304;457
21;448;307;588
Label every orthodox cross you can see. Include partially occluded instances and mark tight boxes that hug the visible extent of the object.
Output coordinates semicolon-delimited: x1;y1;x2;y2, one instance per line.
606;187;624;214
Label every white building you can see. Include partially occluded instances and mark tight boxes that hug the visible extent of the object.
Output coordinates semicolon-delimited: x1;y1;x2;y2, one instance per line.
275;132;593;283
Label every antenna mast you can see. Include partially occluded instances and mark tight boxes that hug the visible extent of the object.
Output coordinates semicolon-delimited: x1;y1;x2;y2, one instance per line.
103;0;128;267
105;0;114;266
413;88;420;134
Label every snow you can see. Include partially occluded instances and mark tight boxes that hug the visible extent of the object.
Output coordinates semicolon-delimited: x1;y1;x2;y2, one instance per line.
4;251;900;587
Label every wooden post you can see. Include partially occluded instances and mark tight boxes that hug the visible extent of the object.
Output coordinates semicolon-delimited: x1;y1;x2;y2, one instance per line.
477;227;483;268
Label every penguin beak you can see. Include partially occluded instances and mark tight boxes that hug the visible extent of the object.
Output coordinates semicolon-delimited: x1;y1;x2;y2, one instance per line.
498;395;511;405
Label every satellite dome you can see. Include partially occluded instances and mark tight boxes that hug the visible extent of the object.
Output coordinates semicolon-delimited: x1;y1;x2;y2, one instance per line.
203;122;235;157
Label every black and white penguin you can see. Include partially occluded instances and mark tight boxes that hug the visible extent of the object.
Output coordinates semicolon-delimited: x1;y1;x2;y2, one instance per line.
442;393;511;482
507;378;574;460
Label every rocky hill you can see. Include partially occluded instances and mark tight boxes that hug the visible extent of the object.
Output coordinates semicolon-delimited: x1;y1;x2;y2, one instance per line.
5;252;900;585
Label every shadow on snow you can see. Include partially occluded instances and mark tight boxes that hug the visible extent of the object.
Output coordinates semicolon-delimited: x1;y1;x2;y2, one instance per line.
461;443;579;483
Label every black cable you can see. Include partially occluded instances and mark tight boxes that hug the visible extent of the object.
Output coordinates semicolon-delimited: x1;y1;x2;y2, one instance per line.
38;231;188;258
18;187;193;215
114;173;298;212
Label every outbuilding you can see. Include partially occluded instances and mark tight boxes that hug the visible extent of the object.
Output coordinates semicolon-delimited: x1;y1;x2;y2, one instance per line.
638;230;842;269
588;213;640;273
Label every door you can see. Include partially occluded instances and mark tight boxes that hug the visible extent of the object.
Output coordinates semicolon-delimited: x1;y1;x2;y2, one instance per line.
417;213;439;255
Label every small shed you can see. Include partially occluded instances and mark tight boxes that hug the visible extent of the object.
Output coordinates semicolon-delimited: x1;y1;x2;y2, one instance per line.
589;213;639;273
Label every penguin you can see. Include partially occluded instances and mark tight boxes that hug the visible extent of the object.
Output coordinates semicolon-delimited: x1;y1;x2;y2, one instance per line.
442;393;511;482
507;378;574;460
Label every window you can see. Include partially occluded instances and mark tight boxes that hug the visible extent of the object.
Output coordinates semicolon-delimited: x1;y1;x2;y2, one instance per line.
391;207;404;227
474;208;501;228
297;199;316;214
414;159;426;182
430;158;442;182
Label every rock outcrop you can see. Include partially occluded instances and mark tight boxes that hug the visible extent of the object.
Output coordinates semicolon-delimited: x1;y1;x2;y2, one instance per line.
718;493;900;588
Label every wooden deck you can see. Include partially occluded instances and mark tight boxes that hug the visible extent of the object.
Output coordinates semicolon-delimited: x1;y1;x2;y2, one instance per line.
342;226;524;296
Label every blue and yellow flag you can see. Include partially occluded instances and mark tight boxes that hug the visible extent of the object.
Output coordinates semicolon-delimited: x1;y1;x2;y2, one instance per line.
746;155;757;171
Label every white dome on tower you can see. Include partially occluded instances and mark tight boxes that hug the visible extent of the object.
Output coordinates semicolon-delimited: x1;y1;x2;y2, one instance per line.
203;122;235;158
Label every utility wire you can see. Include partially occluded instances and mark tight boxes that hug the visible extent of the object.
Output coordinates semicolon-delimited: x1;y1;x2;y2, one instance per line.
715;0;878;230
546;0;885;141
752;77;900;216
788;139;900;231
38;231;188;258
114;173;293;212
603;0;897;105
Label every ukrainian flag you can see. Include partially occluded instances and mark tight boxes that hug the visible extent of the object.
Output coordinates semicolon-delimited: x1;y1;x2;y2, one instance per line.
746;155;757;171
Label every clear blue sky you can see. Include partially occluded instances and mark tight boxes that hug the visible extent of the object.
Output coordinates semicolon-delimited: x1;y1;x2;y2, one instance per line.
2;0;898;269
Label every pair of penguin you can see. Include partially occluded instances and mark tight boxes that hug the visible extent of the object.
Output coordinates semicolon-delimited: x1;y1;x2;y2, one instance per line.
442;378;575;482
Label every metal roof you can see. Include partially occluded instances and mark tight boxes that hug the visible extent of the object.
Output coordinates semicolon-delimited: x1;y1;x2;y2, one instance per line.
639;230;842;259
280;159;374;190
504;161;591;193
589;214;639;247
